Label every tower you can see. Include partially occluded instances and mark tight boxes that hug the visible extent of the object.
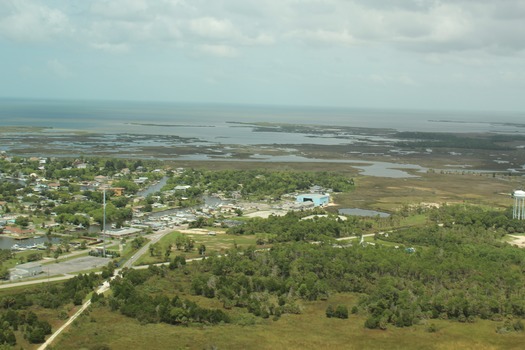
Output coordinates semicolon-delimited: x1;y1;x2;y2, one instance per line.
512;190;525;220
103;188;106;257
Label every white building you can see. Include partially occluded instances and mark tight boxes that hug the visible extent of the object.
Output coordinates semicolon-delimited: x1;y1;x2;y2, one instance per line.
9;262;43;280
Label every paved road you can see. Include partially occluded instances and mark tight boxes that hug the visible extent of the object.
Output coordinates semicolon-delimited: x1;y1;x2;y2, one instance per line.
0;274;75;289
335;233;377;242
123;226;182;268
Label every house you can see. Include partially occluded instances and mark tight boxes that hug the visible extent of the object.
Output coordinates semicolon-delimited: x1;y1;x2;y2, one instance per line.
47;182;61;190
94;175;108;183
3;226;35;235
110;187;125;196
134;177;149;184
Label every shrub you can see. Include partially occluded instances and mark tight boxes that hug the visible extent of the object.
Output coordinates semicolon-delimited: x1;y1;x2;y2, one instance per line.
335;305;349;319
326;305;335;318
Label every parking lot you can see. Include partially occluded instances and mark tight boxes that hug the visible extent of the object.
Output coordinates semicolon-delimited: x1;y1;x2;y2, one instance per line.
44;256;111;276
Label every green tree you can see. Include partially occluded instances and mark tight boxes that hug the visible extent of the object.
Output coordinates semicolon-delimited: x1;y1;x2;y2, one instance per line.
15;216;29;228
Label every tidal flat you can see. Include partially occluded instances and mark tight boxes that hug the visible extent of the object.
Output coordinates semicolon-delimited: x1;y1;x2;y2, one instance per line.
1;122;524;178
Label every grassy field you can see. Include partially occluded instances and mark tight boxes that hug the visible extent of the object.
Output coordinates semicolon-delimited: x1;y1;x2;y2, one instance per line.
136;230;259;265
334;171;518;212
52;293;525;350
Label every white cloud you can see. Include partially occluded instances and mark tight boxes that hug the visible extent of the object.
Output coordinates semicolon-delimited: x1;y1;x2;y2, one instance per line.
0;1;72;42
189;17;238;39
198;44;238;57
47;59;73;78
288;29;357;47
90;0;151;20
90;42;130;53
2;0;525;57
369;74;418;87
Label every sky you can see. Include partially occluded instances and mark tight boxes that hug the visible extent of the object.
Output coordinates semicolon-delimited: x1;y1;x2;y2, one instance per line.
1;0;525;111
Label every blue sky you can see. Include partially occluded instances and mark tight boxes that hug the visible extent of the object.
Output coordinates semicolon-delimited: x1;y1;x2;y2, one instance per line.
1;0;524;111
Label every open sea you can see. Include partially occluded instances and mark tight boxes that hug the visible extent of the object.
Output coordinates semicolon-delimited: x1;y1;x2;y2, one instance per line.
1;99;524;144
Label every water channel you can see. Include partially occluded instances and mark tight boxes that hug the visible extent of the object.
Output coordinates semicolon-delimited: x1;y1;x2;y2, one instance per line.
338;208;390;218
137;176;169;197
0;236;61;250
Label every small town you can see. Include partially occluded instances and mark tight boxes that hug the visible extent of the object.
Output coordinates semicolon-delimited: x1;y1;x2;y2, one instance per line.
2;1;525;348
0;152;338;282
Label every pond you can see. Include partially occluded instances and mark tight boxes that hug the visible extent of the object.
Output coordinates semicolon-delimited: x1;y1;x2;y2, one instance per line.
339;208;390;218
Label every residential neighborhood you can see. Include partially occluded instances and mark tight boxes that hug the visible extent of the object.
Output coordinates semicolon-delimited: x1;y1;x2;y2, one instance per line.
0;153;336;282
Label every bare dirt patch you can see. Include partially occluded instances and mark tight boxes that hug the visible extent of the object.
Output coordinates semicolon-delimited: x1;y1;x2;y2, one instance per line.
245;210;288;218
508;235;525;248
178;228;213;235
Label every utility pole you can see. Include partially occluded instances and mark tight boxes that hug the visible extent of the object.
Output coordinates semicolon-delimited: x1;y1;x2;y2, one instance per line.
103;189;106;257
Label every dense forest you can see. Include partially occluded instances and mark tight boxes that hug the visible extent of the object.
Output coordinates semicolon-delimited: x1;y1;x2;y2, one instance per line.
98;205;525;333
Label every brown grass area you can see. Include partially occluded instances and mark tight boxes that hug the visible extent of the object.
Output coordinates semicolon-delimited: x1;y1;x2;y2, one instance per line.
53;293;525;350
334;171;518;212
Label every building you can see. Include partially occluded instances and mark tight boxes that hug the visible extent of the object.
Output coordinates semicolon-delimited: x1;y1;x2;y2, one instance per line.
9;262;42;280
94;175;108;183
110;187;125;196
134;177;149;184
3;226;35;235
296;193;330;207
104;227;143;238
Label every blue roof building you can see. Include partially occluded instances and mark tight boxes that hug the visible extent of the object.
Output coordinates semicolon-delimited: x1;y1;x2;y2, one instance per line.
296;193;330;207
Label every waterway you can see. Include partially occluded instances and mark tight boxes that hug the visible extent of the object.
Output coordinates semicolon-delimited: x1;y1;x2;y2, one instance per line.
339;208;390;218
0;236;61;250
137;176;169;197
146;195;231;219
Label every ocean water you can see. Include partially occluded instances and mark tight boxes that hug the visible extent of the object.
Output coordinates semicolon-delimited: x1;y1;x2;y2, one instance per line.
1;99;524;141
